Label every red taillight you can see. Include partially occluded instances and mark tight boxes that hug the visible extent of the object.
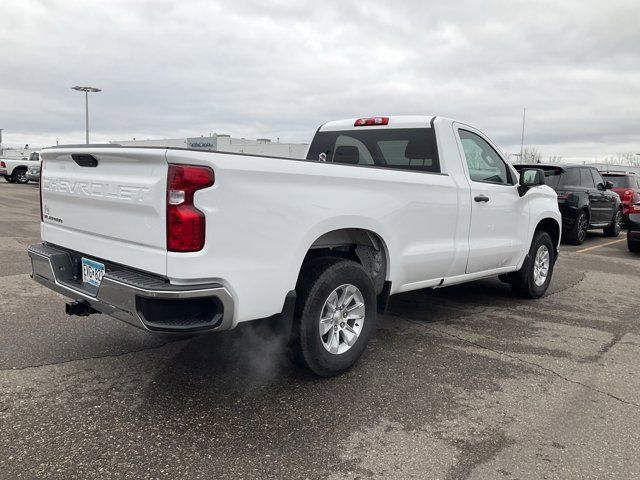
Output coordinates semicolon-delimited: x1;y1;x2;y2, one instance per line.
621;189;634;203
557;193;571;201
354;117;389;126
167;164;214;252
0;161;5;168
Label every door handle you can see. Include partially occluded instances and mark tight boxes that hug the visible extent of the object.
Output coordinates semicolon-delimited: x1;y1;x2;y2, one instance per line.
474;195;490;203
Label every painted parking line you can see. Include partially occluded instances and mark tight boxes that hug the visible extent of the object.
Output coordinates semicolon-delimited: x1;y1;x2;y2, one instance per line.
575;238;627;253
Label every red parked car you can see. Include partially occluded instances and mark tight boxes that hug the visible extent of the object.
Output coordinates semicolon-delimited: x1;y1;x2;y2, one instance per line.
601;172;640;225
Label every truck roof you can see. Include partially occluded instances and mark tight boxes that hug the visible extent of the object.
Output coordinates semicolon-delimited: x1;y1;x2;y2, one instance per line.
319;115;437;132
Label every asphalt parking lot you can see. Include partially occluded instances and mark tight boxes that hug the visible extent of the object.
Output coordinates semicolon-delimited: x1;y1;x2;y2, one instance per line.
1;181;639;480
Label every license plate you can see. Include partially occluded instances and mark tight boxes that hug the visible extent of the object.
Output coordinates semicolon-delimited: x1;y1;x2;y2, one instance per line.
81;257;105;287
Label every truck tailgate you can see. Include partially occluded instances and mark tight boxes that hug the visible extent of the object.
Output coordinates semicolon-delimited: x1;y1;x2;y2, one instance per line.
40;147;168;276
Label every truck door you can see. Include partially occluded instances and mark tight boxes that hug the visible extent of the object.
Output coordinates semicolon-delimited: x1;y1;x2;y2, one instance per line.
454;127;528;274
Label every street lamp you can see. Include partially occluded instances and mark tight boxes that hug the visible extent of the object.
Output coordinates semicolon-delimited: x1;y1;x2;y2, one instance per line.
71;86;101;144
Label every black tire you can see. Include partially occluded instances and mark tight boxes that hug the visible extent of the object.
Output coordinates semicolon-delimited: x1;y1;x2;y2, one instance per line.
12;168;28;184
3;175;16;183
291;257;376;377
629;238;640;253
603;208;622;237
508;231;555;299
564;210;588;245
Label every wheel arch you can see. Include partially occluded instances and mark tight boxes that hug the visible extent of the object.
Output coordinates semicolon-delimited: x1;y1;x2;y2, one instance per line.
298;227;391;296
535;217;561;254
11;165;28;177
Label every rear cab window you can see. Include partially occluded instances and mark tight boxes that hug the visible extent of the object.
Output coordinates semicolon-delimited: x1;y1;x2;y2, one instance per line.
306;128;440;173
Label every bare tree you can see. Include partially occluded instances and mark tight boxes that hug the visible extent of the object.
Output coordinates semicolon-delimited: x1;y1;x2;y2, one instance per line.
523;147;542;163
603;152;639;167
548;155;563;163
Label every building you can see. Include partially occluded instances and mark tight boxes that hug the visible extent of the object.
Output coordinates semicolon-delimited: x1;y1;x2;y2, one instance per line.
111;134;308;159
587;163;640;174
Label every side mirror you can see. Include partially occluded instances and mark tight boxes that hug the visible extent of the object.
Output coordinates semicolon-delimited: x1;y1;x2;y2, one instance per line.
604;181;614;190
518;168;545;196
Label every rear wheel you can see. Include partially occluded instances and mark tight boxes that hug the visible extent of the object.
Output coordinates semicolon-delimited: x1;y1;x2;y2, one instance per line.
291;257;376;377
565;210;588;245
603;208;623;237
509;231;555;299
3;175;16;183
12;168;28;184
629;238;640;253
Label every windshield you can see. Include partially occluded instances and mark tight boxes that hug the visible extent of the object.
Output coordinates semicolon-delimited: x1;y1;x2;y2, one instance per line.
306;128;440;173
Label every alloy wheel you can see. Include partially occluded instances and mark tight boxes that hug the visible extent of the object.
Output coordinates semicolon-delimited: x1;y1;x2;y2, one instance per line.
577;214;588;242
16;171;28;184
614;210;622;234
533;245;550;287
319;284;365;355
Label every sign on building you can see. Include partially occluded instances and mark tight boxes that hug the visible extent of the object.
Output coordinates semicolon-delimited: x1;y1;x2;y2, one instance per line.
187;137;217;151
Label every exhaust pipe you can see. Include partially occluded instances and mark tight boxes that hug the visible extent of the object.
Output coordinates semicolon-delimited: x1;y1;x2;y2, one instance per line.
65;300;99;317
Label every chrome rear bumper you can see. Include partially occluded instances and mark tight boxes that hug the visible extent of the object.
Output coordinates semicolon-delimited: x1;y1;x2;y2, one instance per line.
28;243;234;333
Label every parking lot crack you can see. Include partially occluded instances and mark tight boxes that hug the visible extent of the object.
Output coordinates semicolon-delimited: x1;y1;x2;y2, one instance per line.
402;317;640;410
0;341;176;372
544;270;587;297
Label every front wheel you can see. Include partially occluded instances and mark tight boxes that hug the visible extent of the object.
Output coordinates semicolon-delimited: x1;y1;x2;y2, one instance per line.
291;257;376;377
603;209;622;237
509;231;556;299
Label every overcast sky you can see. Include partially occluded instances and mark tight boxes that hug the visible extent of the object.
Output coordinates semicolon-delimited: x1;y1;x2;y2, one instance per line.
1;0;639;161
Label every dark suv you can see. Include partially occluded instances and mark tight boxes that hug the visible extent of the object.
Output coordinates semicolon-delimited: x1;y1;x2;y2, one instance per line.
515;164;623;245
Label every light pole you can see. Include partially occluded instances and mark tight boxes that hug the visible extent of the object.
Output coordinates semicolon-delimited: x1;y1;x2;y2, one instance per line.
71;86;101;144
519;107;526;164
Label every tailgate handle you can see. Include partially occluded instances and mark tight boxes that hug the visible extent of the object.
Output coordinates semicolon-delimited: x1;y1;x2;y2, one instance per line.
72;154;99;167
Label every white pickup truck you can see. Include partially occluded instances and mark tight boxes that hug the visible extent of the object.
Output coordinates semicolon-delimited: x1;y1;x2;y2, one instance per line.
28;116;561;376
1;152;40;184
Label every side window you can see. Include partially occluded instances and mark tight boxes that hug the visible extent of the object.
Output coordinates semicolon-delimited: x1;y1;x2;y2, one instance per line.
561;169;580;186
590;169;605;190
458;130;511;185
334;135;374;165
580;168;596;189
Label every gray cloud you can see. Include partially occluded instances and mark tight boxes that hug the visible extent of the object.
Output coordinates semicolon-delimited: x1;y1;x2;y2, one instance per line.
1;0;639;161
